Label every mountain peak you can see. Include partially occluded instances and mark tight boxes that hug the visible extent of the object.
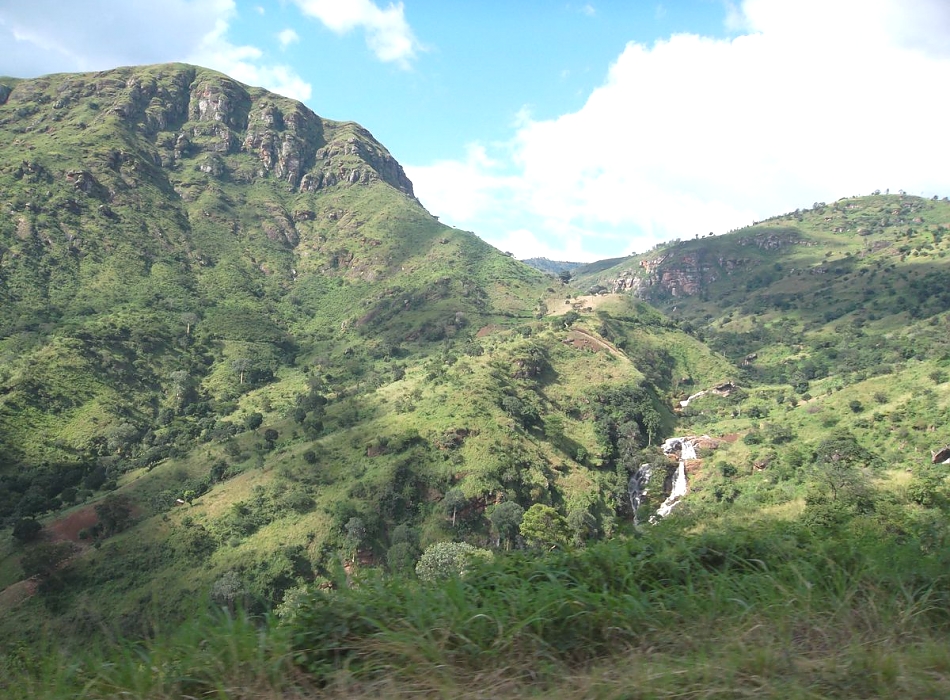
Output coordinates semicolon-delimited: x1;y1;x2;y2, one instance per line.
0;62;414;197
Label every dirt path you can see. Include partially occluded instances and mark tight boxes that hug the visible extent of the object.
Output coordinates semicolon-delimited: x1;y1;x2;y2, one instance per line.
562;327;625;357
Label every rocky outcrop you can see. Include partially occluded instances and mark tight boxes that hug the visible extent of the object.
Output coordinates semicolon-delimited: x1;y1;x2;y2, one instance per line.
613;251;746;298
609;228;818;299
300;122;414;197
1;63;416;199
242;101;322;187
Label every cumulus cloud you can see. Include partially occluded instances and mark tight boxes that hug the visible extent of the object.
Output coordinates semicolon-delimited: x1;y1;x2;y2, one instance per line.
292;0;420;68
277;28;301;49
410;0;950;261
0;0;312;101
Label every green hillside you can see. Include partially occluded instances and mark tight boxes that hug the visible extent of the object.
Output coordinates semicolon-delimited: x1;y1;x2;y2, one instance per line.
0;64;721;645
1;65;949;699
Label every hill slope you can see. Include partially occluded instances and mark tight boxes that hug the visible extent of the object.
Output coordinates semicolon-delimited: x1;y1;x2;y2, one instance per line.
1;66;949;699
0;64;722;643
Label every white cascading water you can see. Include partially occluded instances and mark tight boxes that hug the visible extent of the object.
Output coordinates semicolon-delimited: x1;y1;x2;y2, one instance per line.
627;436;700;524
678;390;707;408
680;440;697;461
652;461;687;520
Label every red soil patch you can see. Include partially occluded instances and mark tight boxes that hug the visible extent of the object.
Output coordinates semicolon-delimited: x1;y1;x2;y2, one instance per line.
476;324;501;338
47;505;100;543
722;433;739;443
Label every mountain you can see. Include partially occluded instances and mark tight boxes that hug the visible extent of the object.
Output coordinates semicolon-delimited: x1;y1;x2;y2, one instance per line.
574;194;950;395
0;64;726;643
0;62;554;471
1;65;949;696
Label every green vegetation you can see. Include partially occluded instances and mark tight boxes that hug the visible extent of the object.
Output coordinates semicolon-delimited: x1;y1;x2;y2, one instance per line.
1;64;950;698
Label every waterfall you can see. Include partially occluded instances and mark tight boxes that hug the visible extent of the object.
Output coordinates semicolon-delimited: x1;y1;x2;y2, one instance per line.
678;390;707;408
628;464;652;526
647;435;702;522
630;436;704;525
652;461;688;520
680;440;697;461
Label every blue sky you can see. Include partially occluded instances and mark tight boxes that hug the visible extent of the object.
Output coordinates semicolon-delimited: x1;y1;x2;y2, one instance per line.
2;1;949;261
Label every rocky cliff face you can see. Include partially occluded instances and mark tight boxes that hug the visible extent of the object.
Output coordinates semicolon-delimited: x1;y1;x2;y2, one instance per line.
611;230;811;299
0;63;414;198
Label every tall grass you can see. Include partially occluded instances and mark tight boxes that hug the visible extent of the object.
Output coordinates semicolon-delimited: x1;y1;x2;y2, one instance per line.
289;522;950;694
0;608;303;700
4;521;949;698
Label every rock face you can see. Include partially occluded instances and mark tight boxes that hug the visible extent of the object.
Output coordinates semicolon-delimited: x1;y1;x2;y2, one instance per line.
613;251;748;298
0;63;415;198
610;230;811;300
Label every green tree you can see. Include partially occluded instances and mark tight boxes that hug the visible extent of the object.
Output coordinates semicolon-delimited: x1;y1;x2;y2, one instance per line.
211;571;246;613
543;414;565;445
803;431;879;527
11;518;42;543
386;542;418;574
106;422;139;456
180;312;199;336
519;504;570;550
343;516;366;560
415;541;492;583
566;506;598;546
489;501;524;550
94;495;134;536
244;412;263;430
442;487;467;527
168;370;192;409
231;358;252;385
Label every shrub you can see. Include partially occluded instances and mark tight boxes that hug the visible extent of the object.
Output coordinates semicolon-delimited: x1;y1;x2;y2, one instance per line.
244;412;263;430
415;542;492;582
11;517;42;543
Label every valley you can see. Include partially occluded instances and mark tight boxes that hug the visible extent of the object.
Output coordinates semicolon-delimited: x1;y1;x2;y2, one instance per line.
0;64;948;699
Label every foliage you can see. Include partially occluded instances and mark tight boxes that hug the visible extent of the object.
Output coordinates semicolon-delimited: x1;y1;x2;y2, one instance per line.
11;518;41;543
519;504;570;549
489;500;524;549
19;541;74;581
3;65;950;700
414;541;492;583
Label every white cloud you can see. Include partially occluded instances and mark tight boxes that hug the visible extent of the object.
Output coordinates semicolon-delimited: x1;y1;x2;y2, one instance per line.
292;0;420;68
410;0;950;261
277;28;300;49
0;0;312;101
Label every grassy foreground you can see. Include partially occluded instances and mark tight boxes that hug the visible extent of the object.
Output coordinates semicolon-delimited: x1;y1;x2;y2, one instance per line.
3;519;948;699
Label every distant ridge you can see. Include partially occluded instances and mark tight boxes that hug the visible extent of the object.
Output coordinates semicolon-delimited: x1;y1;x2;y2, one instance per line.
521;257;583;275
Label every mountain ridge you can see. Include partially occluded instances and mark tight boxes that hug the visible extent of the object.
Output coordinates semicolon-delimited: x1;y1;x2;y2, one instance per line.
1;64;949;689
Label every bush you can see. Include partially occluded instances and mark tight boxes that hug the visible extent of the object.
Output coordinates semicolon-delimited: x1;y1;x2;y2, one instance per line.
11;517;42;543
415;542;492;582
244;412;264;430
742;430;763;445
